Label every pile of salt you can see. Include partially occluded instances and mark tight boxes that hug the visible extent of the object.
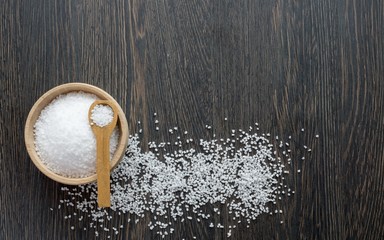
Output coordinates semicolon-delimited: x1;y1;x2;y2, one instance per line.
34;92;119;178
91;105;114;127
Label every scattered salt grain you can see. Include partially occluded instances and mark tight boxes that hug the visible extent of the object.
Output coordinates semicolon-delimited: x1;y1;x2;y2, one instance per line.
55;119;317;237
59;130;286;236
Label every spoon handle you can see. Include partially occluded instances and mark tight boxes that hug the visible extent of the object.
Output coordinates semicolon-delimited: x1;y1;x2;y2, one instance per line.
89;99;118;208
96;130;111;207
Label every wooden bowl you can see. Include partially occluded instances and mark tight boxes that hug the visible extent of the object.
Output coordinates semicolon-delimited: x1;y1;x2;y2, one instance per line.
24;83;129;185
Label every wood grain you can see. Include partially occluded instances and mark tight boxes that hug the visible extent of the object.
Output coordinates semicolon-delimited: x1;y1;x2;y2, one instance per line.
1;0;383;239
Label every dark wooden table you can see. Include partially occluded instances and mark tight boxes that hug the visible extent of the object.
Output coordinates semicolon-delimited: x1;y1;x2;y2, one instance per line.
1;0;383;239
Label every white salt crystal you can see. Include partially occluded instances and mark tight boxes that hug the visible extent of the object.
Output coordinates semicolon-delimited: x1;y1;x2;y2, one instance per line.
91;104;114;127
34;92;119;178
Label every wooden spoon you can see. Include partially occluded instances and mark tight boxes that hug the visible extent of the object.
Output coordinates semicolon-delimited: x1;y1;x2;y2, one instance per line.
88;100;118;207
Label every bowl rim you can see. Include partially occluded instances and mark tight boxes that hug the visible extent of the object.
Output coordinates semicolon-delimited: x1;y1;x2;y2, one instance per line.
24;82;129;185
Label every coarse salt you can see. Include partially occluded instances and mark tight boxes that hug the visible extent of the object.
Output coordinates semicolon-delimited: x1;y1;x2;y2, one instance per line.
91;105;114;127
34;92;119;178
55;119;315;237
58;131;285;236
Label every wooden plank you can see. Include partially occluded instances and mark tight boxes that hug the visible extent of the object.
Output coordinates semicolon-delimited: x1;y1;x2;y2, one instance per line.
0;0;383;239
